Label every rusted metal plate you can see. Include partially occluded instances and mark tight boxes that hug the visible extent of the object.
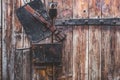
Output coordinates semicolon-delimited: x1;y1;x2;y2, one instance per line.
16;0;52;43
32;43;62;65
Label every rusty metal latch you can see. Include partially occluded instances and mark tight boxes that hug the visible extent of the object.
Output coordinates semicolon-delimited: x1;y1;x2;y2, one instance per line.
55;18;120;26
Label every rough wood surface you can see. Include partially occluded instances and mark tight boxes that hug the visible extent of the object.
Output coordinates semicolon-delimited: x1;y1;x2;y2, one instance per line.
89;0;102;80
73;0;89;80
1;0;120;80
73;26;89;80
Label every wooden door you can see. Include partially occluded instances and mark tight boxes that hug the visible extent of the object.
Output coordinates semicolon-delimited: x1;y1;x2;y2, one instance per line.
1;0;120;80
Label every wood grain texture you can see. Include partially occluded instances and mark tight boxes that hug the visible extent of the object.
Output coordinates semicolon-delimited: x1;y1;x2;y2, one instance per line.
0;0;1;79
14;50;23;80
114;27;120;80
101;26;111;80
89;0;101;18
23;49;31;80
62;0;73;19
88;26;101;80
73;26;89;80
114;0;120;17
101;0;114;18
2;0;8;79
89;0;101;80
73;0;89;80
101;26;117;80
73;0;88;18
59;26;73;80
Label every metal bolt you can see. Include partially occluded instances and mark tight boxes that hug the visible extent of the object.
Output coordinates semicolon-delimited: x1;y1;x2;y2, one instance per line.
84;20;88;24
99;20;104;24
112;20;116;24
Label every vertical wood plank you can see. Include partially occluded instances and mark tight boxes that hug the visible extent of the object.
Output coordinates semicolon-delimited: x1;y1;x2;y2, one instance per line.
2;0;8;79
23;49;31;80
0;0;1;76
101;0;120;80
3;0;15;80
114;1;120;79
88;27;101;80
73;0;89;80
101;26;111;80
73;26;89;80
88;0;102;80
114;27;120;80
59;0;73;80
59;26;73;80
101;26;116;80
14;50;23;80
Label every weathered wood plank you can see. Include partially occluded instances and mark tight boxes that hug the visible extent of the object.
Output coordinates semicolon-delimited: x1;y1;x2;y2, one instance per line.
0;29;1;80
0;0;1;29
14;50;23;80
101;26;111;80
2;0;7;79
101;0;113;18
59;26;73;80
114;27;120;80
101;0;120;80
57;0;73;80
14;0;27;49
73;26;89;80
73;0;89;80
88;0;101;80
23;49;31;80
101;26;116;80
0;1;2;79
88;26;101;80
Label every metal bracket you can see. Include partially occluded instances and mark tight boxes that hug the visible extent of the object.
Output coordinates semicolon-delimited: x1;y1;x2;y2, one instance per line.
55;18;120;26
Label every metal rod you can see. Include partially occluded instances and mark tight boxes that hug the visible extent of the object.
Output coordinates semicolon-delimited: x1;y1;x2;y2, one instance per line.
55;18;120;26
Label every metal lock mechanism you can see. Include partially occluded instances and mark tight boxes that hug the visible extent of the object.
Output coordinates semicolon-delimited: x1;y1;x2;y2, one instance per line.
48;1;58;20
